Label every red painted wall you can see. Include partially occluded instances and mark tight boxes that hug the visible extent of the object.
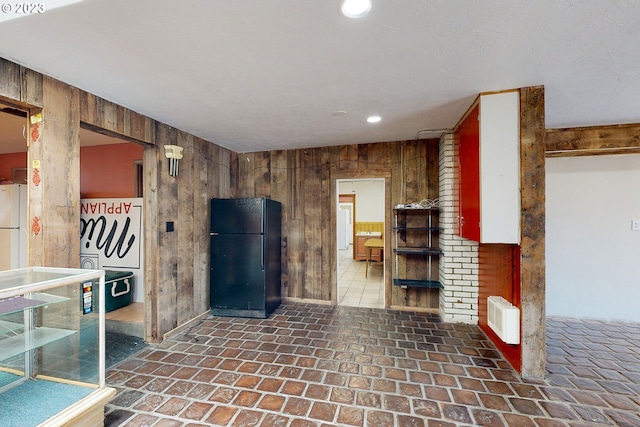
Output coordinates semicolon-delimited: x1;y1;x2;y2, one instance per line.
0;144;142;196
80;143;143;198
478;244;522;372
0;152;27;183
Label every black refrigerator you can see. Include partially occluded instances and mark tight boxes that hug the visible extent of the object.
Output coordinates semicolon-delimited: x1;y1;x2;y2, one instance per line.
209;197;282;318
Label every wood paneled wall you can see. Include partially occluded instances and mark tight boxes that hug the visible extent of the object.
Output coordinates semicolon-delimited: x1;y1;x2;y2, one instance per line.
1;57;234;343
145;125;233;341
233;140;440;309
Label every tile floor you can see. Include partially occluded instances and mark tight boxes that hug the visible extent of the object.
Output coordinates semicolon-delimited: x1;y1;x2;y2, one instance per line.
104;303;640;427
337;248;384;309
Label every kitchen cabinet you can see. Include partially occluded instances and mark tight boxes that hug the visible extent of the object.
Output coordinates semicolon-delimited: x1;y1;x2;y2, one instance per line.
355;233;382;262
393;207;442;288
0;267;115;427
456;90;521;243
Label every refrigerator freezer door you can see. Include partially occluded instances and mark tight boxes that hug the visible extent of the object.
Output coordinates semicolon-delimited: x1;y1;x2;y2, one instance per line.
0;185;27;271
0;185;17;228
337;209;349;250
210;234;265;316
0;229;16;271
210;198;264;235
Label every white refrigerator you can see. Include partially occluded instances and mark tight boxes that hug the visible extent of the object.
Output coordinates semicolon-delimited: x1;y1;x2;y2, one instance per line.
0;184;27;271
337;208;349;250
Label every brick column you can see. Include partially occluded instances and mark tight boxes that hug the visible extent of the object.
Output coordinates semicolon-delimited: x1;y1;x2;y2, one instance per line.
438;133;479;324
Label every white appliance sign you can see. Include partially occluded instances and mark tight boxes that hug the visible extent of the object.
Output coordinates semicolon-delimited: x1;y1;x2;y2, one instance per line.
80;198;142;269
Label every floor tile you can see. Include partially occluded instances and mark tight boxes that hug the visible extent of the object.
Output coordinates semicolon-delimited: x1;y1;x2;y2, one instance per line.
105;304;640;426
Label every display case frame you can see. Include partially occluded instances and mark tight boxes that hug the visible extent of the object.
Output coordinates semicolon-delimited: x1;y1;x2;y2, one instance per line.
0;267;115;427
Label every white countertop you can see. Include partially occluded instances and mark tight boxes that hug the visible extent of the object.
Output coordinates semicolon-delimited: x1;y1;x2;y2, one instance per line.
356;231;382;237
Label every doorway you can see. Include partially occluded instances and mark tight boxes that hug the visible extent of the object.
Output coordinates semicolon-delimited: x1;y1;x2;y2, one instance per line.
79;127;145;341
336;178;385;308
0;103;28;272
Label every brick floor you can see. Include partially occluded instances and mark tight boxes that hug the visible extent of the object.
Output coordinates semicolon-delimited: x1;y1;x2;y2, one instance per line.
104;303;640;426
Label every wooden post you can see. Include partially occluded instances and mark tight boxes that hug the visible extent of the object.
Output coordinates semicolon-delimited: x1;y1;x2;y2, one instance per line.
519;86;546;380
29;77;80;268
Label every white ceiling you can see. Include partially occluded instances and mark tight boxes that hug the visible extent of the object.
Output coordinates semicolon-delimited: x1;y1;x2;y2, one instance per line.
0;0;639;154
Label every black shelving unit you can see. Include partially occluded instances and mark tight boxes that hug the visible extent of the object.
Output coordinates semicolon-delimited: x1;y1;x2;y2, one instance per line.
393;207;443;289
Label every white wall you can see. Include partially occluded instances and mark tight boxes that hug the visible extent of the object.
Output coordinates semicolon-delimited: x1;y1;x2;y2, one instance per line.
546;154;640;322
338;179;384;222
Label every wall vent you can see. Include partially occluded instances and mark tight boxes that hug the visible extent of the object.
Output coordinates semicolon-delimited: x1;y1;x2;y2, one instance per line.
487;296;520;344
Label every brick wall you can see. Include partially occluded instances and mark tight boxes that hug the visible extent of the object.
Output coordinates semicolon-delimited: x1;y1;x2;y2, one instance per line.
438;133;479;324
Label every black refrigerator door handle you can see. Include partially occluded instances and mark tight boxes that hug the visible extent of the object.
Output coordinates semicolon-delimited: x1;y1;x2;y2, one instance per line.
261;236;265;271
210;232;218;236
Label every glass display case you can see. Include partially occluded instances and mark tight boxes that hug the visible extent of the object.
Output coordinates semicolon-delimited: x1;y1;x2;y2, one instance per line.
0;267;115;427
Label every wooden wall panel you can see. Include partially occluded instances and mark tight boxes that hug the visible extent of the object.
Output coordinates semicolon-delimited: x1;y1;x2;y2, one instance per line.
270;150;289;296
219;149;232;198
177;132;195;325
155;123;179;335
287;150;304;298
303;149;322;300
143;143;160;340
236;152;252;198
193;138;212;315
320;148;332;301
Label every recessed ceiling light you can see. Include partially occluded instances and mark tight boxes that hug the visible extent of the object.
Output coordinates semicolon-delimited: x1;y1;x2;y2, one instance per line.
341;0;372;18
367;115;381;123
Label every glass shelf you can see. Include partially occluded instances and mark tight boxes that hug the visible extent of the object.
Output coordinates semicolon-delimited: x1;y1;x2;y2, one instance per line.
0;320;22;334
0;293;69;316
0;327;76;362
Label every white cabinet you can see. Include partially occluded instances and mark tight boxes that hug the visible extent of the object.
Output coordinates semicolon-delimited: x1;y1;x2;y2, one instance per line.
0;267;115;427
457;90;521;244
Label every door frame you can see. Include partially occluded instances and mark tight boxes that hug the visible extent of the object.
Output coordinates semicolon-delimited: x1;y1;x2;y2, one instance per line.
331;172;392;307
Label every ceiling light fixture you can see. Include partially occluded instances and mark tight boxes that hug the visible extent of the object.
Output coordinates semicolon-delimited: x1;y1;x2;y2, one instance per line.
367;115;381;123
340;0;372;18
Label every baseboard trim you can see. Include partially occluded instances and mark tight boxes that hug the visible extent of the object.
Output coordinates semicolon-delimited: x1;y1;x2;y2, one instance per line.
283;297;333;306
389;305;439;314
162;310;210;341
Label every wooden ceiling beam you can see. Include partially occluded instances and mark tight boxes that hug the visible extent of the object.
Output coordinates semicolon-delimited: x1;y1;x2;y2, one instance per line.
546;123;640;157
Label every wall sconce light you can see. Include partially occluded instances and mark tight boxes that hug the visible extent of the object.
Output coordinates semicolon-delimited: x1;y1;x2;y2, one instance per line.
164;145;183;177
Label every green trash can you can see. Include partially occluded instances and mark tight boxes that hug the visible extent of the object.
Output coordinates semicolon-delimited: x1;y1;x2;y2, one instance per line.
104;270;134;312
